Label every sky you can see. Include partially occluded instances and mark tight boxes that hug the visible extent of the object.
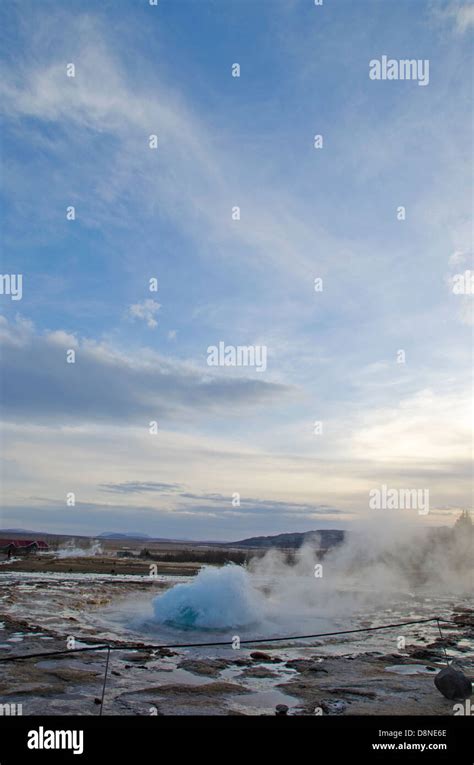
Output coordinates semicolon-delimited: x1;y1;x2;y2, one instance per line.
0;0;472;540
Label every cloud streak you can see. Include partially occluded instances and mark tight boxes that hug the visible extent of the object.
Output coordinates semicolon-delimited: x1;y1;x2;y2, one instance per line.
0;316;293;424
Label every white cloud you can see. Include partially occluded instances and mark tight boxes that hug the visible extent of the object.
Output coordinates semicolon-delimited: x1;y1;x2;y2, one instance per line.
47;329;79;347
452;3;474;32
448;249;470;266
127;299;161;328
351;387;472;465
432;1;474;34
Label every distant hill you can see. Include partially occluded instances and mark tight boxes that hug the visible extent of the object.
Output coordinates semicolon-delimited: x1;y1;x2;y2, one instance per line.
0;528;346;548
0;528;46;536
225;529;345;549
98;532;151;540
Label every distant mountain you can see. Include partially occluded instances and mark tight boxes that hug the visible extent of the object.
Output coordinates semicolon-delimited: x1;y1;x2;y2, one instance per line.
98;532;151;540
226;529;345;549
0;528;346;548
0;528;45;536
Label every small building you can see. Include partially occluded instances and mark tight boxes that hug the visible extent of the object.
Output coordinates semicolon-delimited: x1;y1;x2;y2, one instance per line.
0;539;49;557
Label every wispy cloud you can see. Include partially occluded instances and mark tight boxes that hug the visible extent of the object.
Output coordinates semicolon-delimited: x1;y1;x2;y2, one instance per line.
127;299;161;328
100;481;183;495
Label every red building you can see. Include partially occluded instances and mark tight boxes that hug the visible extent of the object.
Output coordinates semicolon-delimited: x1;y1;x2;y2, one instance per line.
0;539;49;556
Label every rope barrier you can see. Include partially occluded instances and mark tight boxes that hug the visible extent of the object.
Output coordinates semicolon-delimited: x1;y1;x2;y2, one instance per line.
0;616;468;663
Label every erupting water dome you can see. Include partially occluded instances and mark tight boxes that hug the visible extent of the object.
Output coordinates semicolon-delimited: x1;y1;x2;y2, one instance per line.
152;564;264;630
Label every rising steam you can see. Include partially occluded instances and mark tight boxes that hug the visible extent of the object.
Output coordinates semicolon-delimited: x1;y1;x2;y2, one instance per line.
56;540;103;558
151;514;472;632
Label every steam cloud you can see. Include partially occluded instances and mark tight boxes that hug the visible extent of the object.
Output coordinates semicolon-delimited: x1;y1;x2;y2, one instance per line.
151;514;472;632
56;540;103;558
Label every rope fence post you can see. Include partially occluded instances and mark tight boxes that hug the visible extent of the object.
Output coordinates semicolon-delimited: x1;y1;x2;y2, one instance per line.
99;646;111;716
436;618;450;667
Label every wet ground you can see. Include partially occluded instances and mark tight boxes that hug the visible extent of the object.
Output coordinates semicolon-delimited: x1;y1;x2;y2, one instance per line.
0;570;472;716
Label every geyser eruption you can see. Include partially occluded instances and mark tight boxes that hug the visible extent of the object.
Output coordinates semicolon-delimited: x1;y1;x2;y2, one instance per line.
149;514;472;634
152;564;264;630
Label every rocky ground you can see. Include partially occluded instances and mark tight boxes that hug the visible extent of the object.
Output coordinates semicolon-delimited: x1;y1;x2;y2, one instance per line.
0;600;472;716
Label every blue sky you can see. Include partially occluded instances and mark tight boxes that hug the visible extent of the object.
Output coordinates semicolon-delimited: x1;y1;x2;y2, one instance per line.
0;0;472;539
